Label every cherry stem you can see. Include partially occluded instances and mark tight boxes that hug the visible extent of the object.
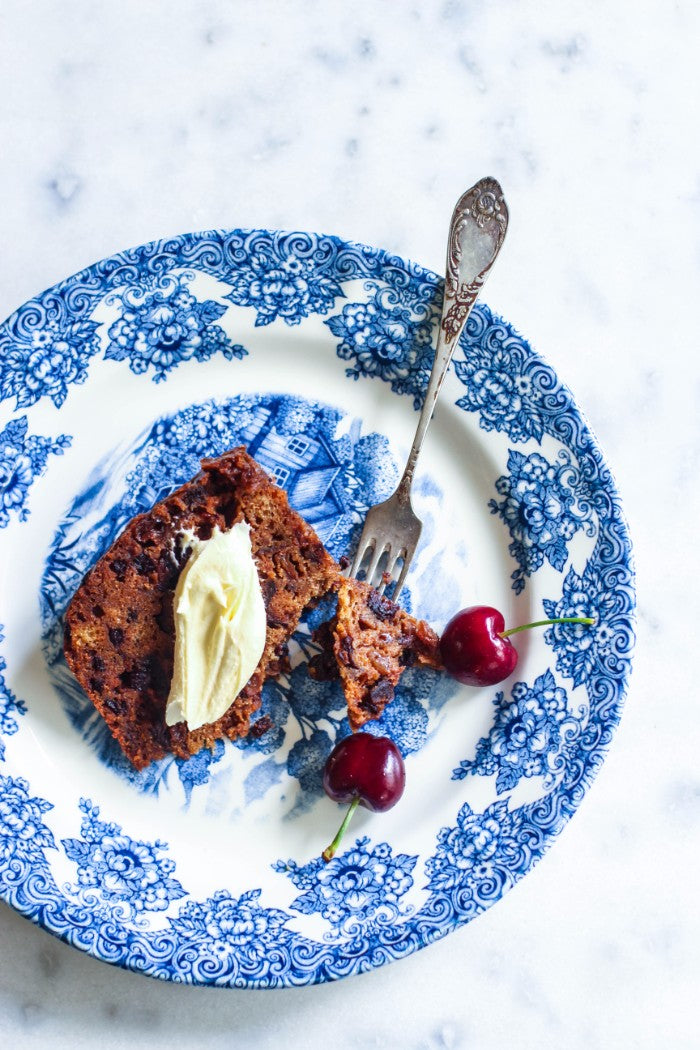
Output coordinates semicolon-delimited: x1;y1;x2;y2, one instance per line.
500;616;595;639
322;796;360;863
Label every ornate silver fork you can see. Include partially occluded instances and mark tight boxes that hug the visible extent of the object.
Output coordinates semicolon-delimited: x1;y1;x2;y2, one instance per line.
349;177;509;598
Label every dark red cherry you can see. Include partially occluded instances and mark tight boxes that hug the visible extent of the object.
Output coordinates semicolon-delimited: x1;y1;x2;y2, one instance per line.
440;606;517;686
440;606;595;687
323;733;405;811
321;733;405;862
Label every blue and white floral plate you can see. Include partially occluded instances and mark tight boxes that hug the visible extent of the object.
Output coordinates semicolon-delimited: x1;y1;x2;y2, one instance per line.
0;229;635;987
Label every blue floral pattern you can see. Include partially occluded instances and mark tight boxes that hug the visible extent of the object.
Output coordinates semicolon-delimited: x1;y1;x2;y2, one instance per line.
362;665;457;755
425;799;522;910
104;273;245;382
0;318;101;409
490;449;596;593
452;670;585;794
453;307;572;443
326;277;441;409
0;416;71;529
274;836;416;938
543;560;624;690
0;627;26;763
225;238;344;326
169;889;291;967
0;775;55;863
0;229;435;411
62;799;185;917
0;228;635;986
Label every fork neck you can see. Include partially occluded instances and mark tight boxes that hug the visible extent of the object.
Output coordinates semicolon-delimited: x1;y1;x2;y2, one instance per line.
395;331;454;504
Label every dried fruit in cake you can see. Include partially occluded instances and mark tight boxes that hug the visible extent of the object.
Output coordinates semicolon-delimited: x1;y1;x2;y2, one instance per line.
63;447;340;769
309;576;442;730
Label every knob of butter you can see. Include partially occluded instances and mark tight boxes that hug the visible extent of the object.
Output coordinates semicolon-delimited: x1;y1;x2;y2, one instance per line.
165;522;267;731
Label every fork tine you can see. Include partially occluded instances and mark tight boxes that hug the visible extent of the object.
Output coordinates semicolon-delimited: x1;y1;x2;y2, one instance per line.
349;534;374;578
376;547;400;595
390;550;412;603
364;541;389;590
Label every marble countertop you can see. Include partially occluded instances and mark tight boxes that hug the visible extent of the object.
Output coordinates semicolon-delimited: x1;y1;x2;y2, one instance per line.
1;1;697;1046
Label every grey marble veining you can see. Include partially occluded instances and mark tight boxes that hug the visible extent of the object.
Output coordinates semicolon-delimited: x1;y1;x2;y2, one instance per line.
1;0;699;1046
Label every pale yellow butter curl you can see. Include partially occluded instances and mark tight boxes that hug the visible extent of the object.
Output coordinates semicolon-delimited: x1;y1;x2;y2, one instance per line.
165;522;266;731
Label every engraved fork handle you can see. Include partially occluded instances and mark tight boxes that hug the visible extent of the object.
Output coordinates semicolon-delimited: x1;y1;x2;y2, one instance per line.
395;177;509;503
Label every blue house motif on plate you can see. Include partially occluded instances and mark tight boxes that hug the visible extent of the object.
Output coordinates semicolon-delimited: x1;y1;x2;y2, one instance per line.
240;406;350;546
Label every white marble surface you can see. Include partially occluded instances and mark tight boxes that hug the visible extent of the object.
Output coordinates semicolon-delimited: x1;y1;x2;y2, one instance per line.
0;1;698;1046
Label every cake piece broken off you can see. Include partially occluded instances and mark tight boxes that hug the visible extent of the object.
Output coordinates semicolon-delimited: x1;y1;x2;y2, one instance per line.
309;576;442;731
63;448;340;769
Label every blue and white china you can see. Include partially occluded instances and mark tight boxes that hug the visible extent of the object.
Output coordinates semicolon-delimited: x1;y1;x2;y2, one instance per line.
0;229;635;986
